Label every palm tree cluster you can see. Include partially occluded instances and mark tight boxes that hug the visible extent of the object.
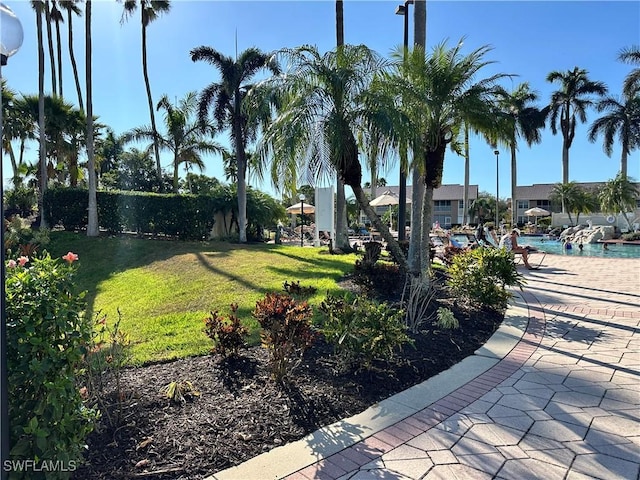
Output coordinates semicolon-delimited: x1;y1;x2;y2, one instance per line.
2;3;638;278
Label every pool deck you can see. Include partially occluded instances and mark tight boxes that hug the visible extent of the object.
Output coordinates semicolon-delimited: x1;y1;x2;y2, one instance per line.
207;254;640;480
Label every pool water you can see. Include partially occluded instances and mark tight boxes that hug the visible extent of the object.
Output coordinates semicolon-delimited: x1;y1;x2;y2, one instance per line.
519;236;640;259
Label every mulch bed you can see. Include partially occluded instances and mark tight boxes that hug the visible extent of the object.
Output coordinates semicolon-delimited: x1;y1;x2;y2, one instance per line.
75;271;504;480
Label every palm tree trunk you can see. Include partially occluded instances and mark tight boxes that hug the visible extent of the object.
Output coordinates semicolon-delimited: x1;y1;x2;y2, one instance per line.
36;4;48;228
67;7;83;110
407;167;424;275
352;185;407;271
333;0;350;250
510;138;517;227
173;153;179;193
141;18;163;190
413;0;426;47
234;118;248;243
620;149;628;178
86;0;98;236
55;16;63;98
45;1;57;95
562;139;570;186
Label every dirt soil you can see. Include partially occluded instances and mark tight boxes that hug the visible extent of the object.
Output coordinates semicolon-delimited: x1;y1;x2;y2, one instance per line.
75;274;504;480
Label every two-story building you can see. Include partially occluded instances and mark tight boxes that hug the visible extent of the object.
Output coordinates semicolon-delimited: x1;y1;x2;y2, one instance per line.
361;184;479;228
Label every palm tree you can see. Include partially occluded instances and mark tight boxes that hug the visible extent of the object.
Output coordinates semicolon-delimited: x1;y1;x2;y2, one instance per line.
190;46;280;243
95;128;124;179
395;41;507;274
333;0;349;250
50;0;64;98
618;45;640;96
1;81;27;185
598;173;639;230
32;0;48;227
256;44;408;266
59;0;84;110
588;93;640;178
123;92;222;193
550;181;581;225
547;67;607;184
44;0;57;95
86;0;98;236
121;0;171;190
494;83;548;226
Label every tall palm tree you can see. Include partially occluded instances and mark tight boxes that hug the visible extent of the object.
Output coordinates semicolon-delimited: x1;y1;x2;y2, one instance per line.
44;0;57;95
598;173;639;230
121;0;171;190
32;0;48;227
588;92;640;178
190;46;280;243
618;45;640;97
256;44;408;267
395;41;506;275
59;0;84;110
494;83;548;226
547;67;607;184
86;0;98;236
95;127;124;178
123;92;222;193
333;0;349;250
50;0;64;98
408;0;427;272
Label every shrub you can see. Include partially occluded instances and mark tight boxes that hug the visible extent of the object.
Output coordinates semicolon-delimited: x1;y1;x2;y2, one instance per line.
6;252;97;478
4;185;37;218
621;231;640;241
203;304;248;357
252;293;316;382
436;307;459;330
81;310;131;429
319;294;413;371
163;381;200;404
282;280;317;297
4;216;50;258
446;247;524;310
353;261;404;300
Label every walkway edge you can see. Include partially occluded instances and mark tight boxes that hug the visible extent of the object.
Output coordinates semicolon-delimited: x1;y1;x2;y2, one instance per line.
207;292;532;480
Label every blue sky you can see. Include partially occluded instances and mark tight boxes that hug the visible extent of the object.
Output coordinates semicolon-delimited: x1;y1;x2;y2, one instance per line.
3;1;639;200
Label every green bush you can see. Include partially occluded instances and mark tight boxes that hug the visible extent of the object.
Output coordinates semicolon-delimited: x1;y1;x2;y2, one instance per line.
252;293;316;383
319;294;412;371
446;247;524;310
6;252;97;478
4;186;37;218
621;231;640;241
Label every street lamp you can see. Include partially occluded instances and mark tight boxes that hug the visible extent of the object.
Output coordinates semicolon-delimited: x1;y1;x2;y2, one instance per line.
494;150;500;229
395;0;412;242
299;193;306;247
1;3;24;475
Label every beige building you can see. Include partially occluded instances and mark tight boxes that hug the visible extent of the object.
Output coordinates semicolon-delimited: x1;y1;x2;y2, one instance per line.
361;184;479;228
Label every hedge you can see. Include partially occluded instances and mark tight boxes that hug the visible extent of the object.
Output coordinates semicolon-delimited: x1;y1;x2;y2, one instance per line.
43;188;217;240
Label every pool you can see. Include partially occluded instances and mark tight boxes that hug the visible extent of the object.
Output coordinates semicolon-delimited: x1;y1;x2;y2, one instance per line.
519;236;640;259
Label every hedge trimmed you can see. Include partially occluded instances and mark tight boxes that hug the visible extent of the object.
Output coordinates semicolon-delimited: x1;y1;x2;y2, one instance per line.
44;188;217;240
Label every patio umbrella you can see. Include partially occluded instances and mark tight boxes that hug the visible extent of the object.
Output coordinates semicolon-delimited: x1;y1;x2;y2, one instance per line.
524;207;550;225
286;202;315;215
370;191;410;229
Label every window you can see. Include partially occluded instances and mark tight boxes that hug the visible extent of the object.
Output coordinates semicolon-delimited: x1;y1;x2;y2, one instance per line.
434;200;451;212
538;200;551;207
517;200;529;210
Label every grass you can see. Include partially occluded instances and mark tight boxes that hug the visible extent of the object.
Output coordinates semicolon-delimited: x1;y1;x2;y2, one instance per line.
47;232;357;365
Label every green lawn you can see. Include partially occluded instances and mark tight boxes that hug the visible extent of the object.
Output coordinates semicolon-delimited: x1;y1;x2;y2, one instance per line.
47;232;357;365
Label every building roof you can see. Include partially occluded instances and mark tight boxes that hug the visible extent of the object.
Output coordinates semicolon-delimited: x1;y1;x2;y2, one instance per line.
515;182;639;200
371;184;479;201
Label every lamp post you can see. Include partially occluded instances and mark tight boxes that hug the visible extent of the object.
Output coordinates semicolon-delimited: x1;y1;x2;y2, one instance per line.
1;3;24;476
395;0;412;242
299;193;305;247
494;149;500;229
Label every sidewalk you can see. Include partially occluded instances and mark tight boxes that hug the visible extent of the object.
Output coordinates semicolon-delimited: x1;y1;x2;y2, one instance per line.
208;255;640;480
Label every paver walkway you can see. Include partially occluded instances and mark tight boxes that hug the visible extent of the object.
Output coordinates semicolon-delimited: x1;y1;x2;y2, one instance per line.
210;255;640;480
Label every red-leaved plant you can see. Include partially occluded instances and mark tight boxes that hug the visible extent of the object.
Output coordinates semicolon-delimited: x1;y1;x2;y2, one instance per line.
253;293;315;382
203;303;248;357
